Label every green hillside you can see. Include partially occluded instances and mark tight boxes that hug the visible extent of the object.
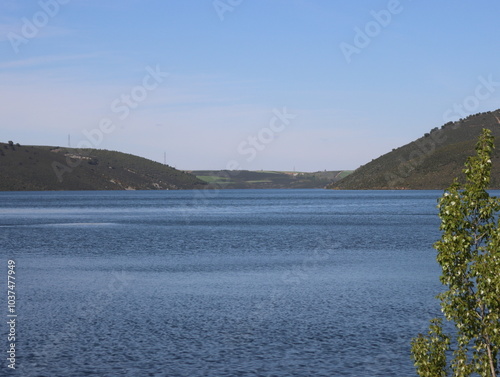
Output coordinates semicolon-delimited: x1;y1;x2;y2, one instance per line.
329;109;500;190
0;143;206;191
191;170;353;189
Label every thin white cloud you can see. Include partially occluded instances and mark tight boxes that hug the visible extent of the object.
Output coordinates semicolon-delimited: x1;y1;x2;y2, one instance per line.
0;20;72;43
0;53;102;70
0;60;395;171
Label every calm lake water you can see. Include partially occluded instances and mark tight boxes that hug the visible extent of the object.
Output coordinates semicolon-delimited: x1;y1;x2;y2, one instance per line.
0;189;474;376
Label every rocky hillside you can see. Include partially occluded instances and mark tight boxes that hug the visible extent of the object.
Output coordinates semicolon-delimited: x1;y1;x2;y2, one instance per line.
0;143;206;191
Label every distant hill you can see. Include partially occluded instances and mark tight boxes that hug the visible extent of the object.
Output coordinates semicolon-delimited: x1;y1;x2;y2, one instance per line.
328;109;500;190
190;170;353;189
0;143;206;191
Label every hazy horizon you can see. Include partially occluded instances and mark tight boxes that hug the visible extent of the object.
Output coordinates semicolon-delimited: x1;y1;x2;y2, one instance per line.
2;1;500;171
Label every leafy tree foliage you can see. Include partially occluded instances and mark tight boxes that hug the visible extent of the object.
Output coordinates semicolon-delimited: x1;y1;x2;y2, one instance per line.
411;129;500;377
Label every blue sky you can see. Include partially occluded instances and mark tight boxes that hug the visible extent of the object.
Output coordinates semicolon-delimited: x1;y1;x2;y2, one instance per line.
2;0;500;171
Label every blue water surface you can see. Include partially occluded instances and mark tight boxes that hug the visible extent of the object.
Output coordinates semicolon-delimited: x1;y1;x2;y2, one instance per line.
0;189;468;376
